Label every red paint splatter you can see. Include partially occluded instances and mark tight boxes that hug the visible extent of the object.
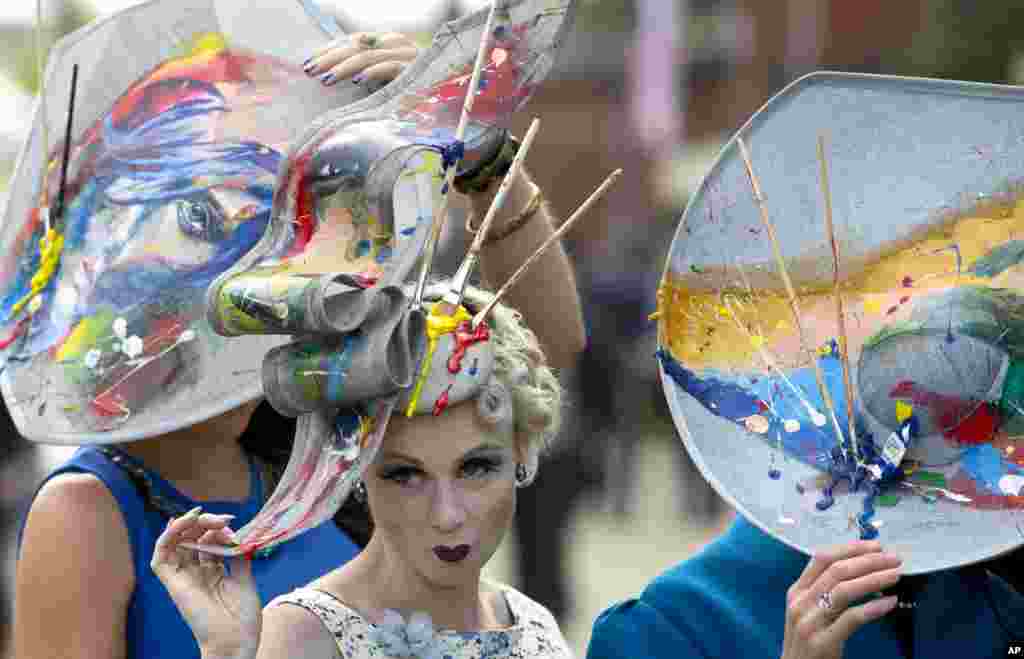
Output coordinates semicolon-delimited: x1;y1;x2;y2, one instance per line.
0;318;29;349
756;399;769;412
902;276;914;288
899;296;910;305
447;320;490;374
886;305;899;315
352;273;379;289
433;384;453;416
947;470;1024;509
890;381;997;444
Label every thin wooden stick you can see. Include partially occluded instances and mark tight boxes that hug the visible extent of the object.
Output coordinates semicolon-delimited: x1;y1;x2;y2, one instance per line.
473;168;623;326
468;118;541;254
817;134;860;460
736;138;847;450
441;117;542;308
411;0;500;310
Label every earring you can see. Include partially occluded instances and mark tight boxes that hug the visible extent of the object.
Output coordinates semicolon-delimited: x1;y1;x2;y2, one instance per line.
352;481;367;504
515;463;528;486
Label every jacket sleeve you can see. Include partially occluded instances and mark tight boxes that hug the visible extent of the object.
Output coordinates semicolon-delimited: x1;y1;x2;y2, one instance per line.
586;598;705;659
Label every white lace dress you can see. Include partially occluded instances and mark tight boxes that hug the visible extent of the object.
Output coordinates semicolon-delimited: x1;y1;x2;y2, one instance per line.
269;585;575;658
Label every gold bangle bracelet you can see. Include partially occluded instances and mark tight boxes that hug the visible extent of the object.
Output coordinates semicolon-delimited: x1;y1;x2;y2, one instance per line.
466;183;543;246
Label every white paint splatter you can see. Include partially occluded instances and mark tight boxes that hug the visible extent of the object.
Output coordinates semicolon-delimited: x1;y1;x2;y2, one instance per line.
743;414;769;434
998;474;1024;496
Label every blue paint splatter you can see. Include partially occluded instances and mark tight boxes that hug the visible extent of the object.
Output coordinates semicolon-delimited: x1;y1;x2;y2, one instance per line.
960;443;1024;494
657;348;842;471
375;246;393;264
401;226;416;236
657;349;761;418
355;240;372;258
469;357;479;376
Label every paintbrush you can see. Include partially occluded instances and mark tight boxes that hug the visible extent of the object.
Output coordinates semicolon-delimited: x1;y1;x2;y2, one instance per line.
411;0;500;313
473;169;623;327
818;134;860;460
737;137;847;452
440;117;542;310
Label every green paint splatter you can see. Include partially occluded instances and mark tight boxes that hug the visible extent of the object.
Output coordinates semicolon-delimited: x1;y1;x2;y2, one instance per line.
875;494;901;507
909;471;947;487
690;265;705;274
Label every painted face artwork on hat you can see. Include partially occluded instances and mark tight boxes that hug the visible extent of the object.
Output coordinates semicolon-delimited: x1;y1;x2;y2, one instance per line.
657;73;1024;575
0;8;367;443
0;0;577;450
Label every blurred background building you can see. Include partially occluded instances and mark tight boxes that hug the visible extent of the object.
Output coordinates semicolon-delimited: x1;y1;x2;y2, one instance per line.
1;0;1022;655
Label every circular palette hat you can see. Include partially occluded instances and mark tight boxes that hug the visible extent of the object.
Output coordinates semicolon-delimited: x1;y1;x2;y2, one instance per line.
656;72;1024;575
0;0;577;446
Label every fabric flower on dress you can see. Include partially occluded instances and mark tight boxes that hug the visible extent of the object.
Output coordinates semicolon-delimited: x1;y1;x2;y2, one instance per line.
370;610;451;659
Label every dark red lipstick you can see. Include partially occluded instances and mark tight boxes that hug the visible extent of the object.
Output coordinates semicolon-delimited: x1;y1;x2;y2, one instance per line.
433;544;470;563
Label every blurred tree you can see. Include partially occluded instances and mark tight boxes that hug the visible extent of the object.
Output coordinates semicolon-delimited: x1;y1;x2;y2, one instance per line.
889;0;1024;84
5;1;95;93
578;0;633;31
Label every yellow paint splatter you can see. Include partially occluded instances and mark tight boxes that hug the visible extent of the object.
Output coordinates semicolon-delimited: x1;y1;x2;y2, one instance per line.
895;400;914;423
404;303;471;417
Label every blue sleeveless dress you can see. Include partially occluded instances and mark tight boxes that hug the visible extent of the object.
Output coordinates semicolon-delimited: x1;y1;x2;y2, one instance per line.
18;446;361;659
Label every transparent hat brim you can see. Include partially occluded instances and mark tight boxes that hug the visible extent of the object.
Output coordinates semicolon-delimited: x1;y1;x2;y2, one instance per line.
0;0;365;445
658;71;1024;575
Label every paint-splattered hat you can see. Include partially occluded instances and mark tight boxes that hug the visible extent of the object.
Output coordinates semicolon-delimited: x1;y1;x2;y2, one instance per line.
657;72;1024;574
0;0;576;448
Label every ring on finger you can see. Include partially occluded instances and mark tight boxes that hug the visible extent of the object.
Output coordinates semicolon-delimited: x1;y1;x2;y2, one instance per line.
817;589;834;611
359;34;380;49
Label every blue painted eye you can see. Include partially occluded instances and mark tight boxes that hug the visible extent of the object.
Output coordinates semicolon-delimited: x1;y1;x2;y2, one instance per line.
177;197;226;242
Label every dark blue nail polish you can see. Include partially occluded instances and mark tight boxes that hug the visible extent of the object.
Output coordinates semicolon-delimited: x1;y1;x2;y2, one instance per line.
352;74;364;85
320;72;335;85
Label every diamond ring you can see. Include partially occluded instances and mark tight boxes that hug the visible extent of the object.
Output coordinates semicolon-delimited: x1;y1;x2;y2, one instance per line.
817;590;834;610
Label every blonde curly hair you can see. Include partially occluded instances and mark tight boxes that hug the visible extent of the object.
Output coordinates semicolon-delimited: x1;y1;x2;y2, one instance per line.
442;284;563;486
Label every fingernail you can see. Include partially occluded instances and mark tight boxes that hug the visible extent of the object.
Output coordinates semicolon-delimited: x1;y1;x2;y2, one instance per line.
321;72;336;86
215;514;236;521
184;506;203;519
352;74;364;85
869;595;899;615
304;60;318;75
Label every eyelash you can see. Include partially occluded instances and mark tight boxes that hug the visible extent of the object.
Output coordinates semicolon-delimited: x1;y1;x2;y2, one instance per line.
379;457;504;485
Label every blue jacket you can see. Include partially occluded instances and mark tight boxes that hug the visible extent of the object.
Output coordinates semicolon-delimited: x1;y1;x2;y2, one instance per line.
587;515;1022;659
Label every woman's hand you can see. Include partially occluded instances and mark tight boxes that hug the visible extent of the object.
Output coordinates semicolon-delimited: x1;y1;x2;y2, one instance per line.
150;507;262;659
304;32;420;87
781;540;902;659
